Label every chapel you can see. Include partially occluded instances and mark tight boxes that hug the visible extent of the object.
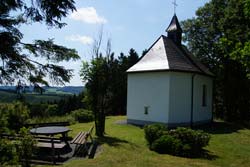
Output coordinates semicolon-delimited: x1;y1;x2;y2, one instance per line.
126;14;214;127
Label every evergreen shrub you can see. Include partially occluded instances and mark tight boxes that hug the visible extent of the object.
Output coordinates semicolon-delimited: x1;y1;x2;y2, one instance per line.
169;127;211;156
144;124;167;147
144;124;211;157
71;109;94;123
151;135;182;155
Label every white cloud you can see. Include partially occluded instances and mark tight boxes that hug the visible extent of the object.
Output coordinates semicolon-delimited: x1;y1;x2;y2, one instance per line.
65;35;94;45
70;7;107;24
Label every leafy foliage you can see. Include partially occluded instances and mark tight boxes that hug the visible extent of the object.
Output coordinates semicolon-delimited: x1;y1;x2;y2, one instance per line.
144;124;211;157
81;56;110;136
81;48;140;136
17;128;36;167
54;92;85;115
0;102;29;131
71;109;94;123
144;124;167;147
0;139;18;166
151;135;182;155
0;0;79;85
169;127;211;157
182;0;250;121
26;114;76;125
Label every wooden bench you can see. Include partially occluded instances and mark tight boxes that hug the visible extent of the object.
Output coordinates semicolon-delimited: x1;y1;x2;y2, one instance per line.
71;125;94;156
33;136;65;148
34;136;61;143
36;142;66;149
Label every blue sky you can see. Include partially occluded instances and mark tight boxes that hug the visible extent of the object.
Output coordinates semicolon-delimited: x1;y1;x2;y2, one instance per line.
20;0;209;86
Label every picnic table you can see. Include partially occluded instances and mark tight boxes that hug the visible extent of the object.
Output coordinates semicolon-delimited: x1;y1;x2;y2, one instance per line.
30;126;70;164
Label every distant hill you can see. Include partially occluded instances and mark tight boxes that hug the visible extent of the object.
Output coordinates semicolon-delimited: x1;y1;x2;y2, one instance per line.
0;86;16;92
57;86;84;94
0;86;84;103
0;90;71;103
0;86;84;95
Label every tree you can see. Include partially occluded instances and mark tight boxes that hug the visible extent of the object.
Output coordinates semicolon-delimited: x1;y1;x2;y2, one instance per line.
80;30;112;137
181;0;250;121
110;49;139;115
0;0;79;86
33;84;45;95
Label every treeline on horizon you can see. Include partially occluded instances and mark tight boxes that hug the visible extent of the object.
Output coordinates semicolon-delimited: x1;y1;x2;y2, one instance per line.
9;48;141;118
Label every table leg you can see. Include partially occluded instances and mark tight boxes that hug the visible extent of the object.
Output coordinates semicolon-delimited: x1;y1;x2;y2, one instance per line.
51;137;56;165
62;133;70;146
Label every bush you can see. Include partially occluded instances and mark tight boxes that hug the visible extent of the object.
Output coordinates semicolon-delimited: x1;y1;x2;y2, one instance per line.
144;124;167;147
17;127;36;167
0;139;18;166
28;103;47;117
0;107;9;133
0;102;29;131
151;135;182;155
44;104;58;116
144;125;211;157
29;103;59;118
169;127;211;156
71;109;94;123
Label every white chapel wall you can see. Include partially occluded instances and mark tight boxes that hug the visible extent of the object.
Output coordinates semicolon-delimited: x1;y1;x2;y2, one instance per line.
127;72;170;124
168;72;192;124
193;75;213;123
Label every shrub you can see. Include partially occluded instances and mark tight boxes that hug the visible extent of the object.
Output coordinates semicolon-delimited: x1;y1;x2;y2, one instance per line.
0;107;9;133
29;103;59;118
169;127;211;156
44;104;58;116
0;139;18;166
0;102;29;131
17;127;36;167
144;125;211;157
144;124;167;147
151;135;182;155
28;103;48;118
71;109;94;123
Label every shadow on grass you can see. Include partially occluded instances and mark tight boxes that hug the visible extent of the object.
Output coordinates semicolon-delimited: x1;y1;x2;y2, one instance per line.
195;121;246;134
31;146;73;165
187;149;219;160
97;136;130;147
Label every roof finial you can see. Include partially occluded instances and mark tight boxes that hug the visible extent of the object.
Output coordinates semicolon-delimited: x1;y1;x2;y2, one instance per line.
172;0;178;14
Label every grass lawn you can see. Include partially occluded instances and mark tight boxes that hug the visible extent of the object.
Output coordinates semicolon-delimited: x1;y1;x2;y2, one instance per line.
43;116;250;167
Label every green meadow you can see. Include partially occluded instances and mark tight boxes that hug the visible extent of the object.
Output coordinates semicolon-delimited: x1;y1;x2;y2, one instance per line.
42;116;250;167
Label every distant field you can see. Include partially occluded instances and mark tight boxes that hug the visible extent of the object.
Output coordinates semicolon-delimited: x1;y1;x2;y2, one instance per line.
0;90;71;103
42;88;73;95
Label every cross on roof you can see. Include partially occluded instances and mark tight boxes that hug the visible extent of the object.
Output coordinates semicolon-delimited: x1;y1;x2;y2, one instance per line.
172;0;178;14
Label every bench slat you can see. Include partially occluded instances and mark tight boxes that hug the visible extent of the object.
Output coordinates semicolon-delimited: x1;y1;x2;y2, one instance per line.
78;133;88;145
74;132;86;144
71;132;82;144
72;132;81;144
34;136;60;141
71;125;94;145
37;139;61;143
36;142;66;149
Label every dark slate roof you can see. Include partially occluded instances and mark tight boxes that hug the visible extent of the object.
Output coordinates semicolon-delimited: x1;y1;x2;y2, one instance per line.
166;14;182;33
127;35;214;77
